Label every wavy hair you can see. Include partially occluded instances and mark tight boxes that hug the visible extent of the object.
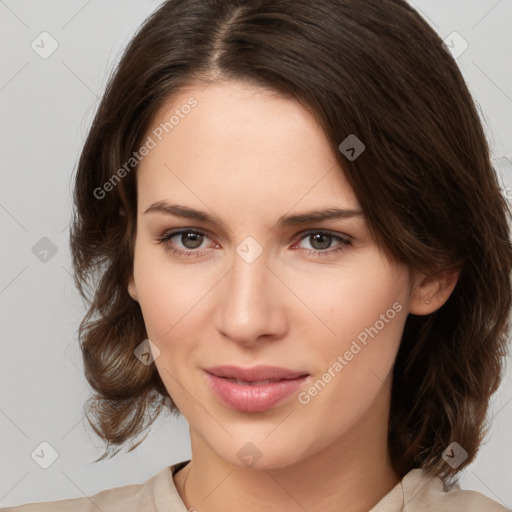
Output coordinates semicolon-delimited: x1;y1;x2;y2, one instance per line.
69;0;512;487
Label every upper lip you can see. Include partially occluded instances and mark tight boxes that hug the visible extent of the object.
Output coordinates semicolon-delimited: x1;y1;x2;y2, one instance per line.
204;365;309;381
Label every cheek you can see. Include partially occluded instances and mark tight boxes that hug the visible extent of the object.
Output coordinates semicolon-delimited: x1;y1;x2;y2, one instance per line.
292;267;407;437
299;258;409;395
133;248;214;345
291;257;407;346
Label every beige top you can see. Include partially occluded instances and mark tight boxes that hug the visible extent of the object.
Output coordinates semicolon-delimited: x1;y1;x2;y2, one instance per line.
2;460;508;511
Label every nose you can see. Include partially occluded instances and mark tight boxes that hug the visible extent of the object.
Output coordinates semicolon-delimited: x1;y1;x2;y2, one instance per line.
214;245;288;347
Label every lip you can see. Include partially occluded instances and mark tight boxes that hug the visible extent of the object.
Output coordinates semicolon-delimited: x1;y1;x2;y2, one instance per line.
204;365;308;381
204;365;310;413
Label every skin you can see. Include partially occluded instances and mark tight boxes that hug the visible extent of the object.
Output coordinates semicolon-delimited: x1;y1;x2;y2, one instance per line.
128;80;459;512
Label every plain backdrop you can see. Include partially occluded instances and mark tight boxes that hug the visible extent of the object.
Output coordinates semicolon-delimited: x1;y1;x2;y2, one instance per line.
1;0;511;508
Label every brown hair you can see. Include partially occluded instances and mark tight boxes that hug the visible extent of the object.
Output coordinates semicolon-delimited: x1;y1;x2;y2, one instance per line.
70;0;512;487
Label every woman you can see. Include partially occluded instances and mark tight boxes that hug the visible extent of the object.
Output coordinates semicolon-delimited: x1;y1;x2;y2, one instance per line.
5;0;511;510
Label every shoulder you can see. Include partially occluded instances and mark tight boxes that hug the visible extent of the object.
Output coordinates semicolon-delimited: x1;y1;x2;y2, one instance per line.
0;466;177;512
401;468;509;511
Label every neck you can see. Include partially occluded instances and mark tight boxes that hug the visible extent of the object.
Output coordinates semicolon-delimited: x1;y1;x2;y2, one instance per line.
174;386;401;512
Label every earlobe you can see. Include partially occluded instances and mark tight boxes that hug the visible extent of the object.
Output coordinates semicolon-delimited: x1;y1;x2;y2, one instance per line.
409;269;460;316
128;275;139;302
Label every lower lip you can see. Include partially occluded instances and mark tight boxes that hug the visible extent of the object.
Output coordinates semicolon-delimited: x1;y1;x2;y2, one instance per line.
205;372;309;412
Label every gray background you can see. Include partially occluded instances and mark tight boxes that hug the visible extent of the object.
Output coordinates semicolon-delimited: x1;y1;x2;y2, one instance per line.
1;0;511;508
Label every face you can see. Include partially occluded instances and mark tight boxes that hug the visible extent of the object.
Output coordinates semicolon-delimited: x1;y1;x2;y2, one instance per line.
128;80;418;470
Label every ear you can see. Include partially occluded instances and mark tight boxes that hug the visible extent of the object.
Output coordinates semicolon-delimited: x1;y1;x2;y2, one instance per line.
409;268;460;316
128;274;139;302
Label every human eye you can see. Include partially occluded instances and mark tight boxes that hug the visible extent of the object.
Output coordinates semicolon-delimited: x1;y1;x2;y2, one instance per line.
156;228;351;259
293;230;352;258
156;228;216;258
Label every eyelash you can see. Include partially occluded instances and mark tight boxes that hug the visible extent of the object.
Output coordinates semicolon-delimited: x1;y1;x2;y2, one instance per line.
156;228;352;259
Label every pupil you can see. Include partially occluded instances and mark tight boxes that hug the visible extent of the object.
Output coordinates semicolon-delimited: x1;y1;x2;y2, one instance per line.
182;232;203;249
310;233;331;250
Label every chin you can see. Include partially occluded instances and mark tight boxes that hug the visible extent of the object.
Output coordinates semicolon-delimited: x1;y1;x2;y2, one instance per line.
211;437;311;472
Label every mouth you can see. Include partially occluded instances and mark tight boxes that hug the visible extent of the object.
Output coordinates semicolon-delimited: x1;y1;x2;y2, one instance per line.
221;377;302;386
203;365;310;412
204;364;309;382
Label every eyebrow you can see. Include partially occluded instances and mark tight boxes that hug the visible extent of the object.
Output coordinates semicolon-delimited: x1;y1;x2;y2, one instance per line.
143;201;365;228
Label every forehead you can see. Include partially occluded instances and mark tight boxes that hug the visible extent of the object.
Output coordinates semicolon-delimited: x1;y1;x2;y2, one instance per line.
136;80;360;214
